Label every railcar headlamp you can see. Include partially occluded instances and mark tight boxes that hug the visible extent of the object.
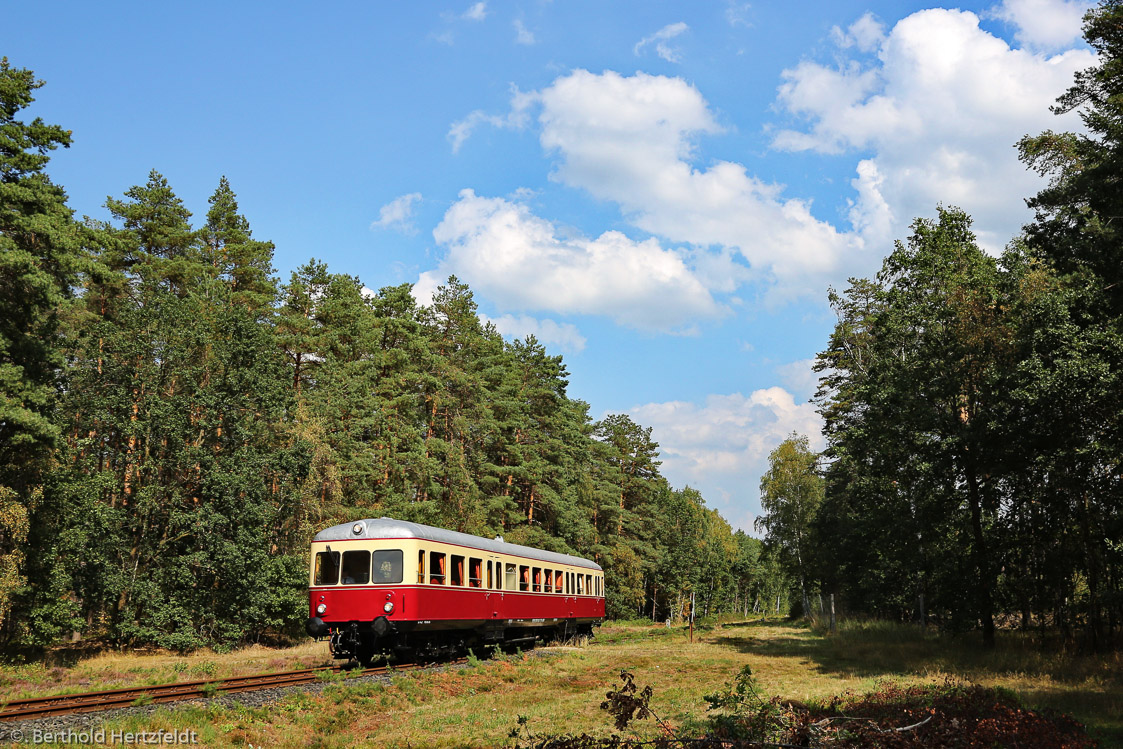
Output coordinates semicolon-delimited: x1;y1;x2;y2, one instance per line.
383;602;395;614
352;522;365;536
316;603;327;615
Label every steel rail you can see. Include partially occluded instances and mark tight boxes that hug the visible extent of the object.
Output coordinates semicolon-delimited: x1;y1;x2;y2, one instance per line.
0;658;465;722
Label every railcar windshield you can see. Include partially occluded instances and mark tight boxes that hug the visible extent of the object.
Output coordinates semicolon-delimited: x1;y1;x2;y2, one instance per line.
341;550;370;585
314;551;340;585
372;549;403;584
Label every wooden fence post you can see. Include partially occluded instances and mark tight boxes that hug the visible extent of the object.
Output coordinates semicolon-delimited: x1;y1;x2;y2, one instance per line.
689;592;695;643
830;593;836;633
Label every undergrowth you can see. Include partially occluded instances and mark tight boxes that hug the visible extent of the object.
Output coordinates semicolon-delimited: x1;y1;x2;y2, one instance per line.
509;668;1099;748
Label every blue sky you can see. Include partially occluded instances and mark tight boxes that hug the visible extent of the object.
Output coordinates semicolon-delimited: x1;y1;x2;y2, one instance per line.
5;0;1094;532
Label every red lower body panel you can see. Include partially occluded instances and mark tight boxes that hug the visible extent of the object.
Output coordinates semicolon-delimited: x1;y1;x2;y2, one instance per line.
310;584;604;630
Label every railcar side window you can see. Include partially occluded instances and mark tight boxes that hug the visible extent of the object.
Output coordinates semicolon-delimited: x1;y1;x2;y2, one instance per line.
417;551;426;583
555;570;563;593
519;565;530;592
486;561;493;588
577;574;584;595
372;550;403;584
586;574;593;594
469;558;482;588
341;550;370;585
544;569;552;593
451;555;465;586
505;563;516;590
430;552;446;585
314;551;340;585
532;567;542;592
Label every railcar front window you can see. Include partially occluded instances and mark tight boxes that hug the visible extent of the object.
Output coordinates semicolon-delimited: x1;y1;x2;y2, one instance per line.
417;551;426;583
469;558;482;588
505;563;517;590
372;550;403;584
341;550;370;585
555;570;563;593
577;574;584;595
314;551;340;585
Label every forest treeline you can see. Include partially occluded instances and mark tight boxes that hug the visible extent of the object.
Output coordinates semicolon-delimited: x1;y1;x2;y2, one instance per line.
0;60;784;652
755;2;1123;651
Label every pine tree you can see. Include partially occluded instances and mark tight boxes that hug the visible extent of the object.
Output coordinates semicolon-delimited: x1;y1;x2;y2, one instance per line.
0;59;85;631
200;177;276;311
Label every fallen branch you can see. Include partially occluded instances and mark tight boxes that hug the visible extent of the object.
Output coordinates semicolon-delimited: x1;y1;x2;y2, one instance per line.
888;715;933;733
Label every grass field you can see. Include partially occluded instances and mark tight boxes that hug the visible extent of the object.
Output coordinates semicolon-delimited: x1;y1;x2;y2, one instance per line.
6;619;1121;747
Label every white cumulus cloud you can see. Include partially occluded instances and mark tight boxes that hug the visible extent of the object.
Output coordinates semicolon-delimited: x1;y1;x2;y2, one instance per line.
634;22;690;63
462;2;487;21
830;12;887;52
774;359;821;401
421;189;728;332
630;388;824;532
536;70;860;298
448;86;536;153
514;19;536;45
773;7;1093;251
482;314;586;353
991;0;1092;51
371;193;422;234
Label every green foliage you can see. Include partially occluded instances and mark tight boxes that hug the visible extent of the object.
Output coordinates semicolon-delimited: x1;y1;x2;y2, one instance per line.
703;665;794;743
0;59;88;638
801;1;1123;651
757;434;823;617
811;208;1016;644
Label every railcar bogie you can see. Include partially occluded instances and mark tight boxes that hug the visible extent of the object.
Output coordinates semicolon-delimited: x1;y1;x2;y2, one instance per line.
306;518;605;665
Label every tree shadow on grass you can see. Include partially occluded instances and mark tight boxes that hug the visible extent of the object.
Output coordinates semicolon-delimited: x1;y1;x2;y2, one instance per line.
713;620;1122;684
712;620;1123;745
1019;684;1123;748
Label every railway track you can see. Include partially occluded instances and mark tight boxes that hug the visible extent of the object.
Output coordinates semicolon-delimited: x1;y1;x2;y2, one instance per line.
0;658;466;723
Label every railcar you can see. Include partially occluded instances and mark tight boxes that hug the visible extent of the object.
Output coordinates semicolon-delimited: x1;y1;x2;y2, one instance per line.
305;517;605;664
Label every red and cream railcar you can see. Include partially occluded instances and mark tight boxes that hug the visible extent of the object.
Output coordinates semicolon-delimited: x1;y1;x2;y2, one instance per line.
305;517;605;663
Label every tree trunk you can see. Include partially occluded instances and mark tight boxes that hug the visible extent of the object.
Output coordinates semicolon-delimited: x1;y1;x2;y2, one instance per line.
963;454;996;649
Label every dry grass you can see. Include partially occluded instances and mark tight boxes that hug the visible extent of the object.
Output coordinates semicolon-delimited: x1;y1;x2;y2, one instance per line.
6;620;1121;747
0;641;331;701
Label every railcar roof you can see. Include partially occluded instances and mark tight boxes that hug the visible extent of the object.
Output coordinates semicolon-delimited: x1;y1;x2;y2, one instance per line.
312;517;603;571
